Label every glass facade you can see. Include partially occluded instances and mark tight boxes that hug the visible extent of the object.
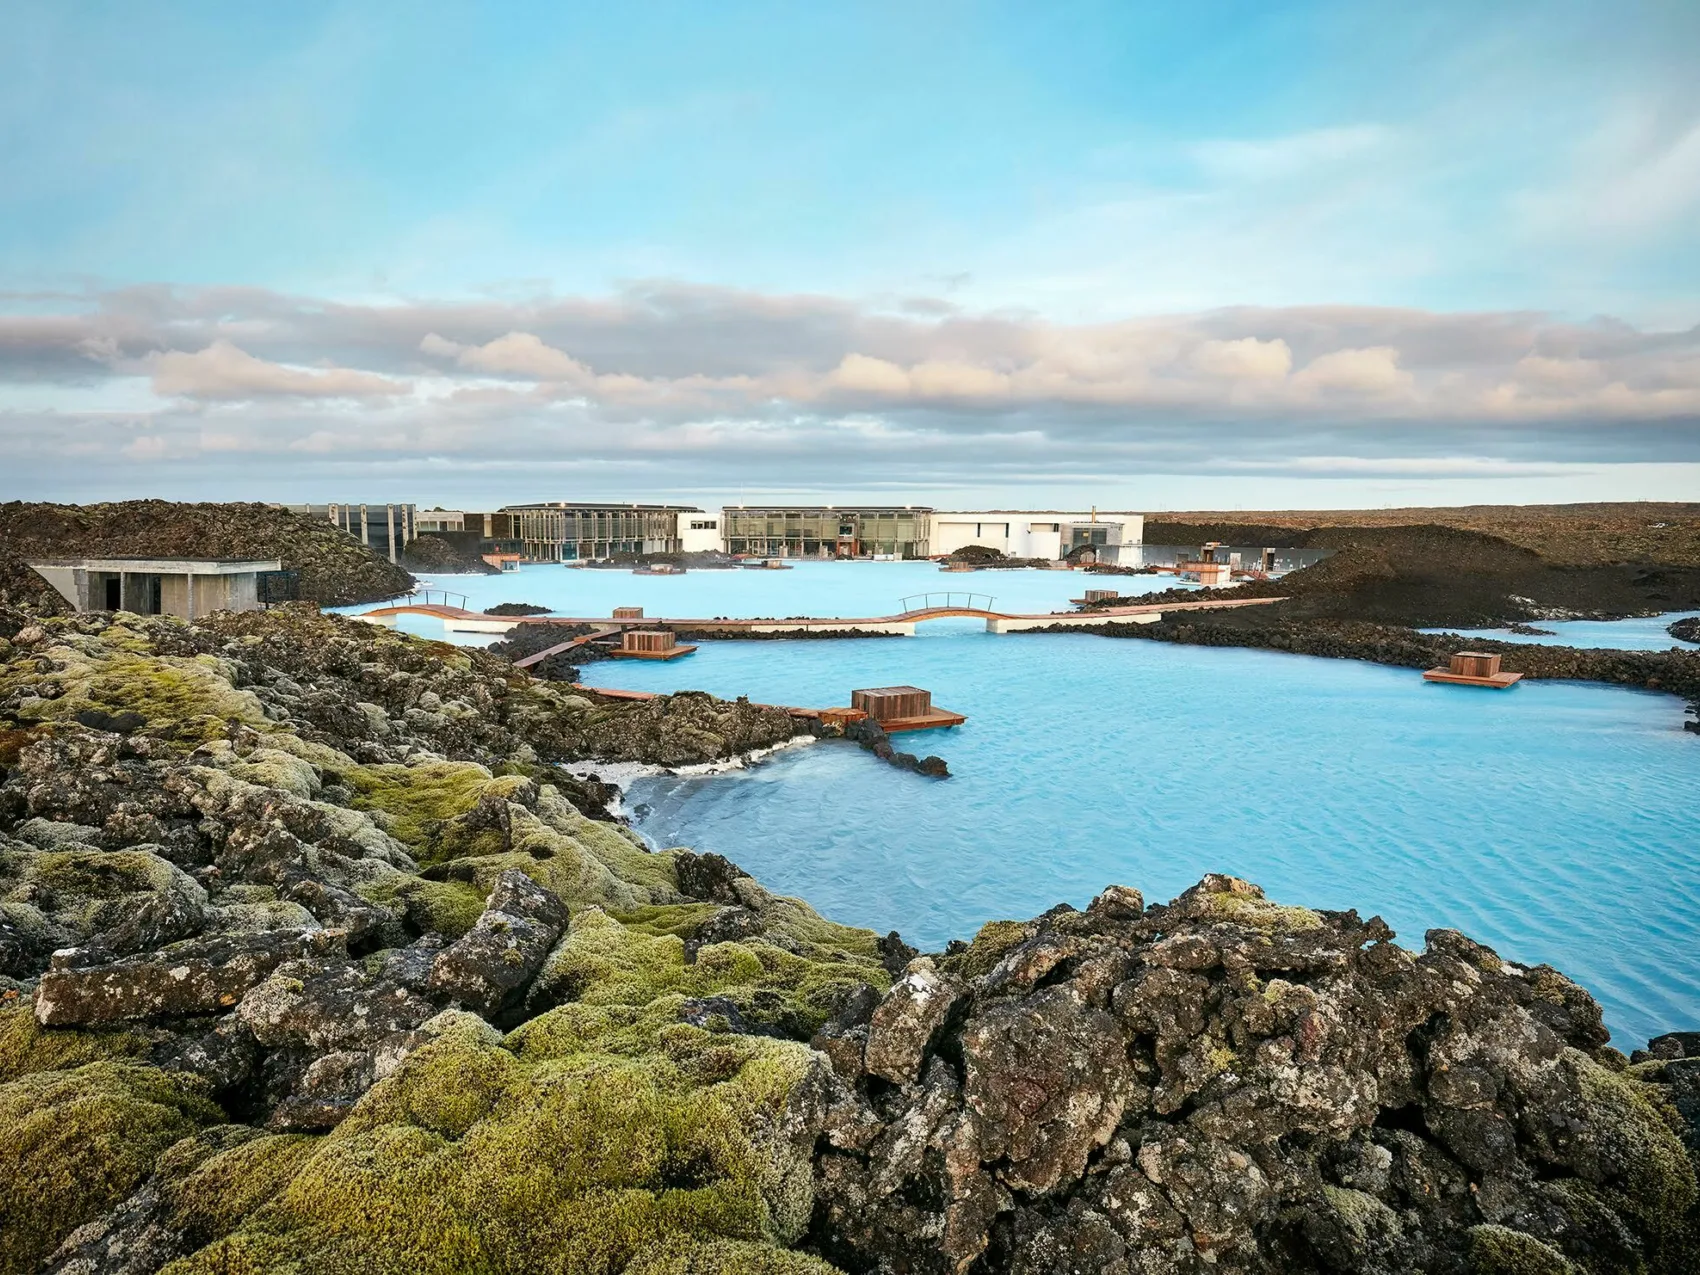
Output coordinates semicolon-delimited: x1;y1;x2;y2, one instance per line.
721;507;931;559
500;504;698;561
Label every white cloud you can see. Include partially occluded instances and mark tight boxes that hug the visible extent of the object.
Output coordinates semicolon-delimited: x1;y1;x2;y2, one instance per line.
1291;346;1411;398
1190;337;1293;381
418;332;464;359
152;339;410;400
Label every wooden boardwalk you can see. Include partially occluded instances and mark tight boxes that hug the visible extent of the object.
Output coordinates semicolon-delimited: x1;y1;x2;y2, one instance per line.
353;594;1284;636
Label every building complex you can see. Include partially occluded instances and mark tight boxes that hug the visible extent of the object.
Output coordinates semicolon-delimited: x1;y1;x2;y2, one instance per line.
287;499;1145;564
721;506;933;559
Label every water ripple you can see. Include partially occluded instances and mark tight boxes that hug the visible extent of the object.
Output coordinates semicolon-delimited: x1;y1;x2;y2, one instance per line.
581;625;1699;1047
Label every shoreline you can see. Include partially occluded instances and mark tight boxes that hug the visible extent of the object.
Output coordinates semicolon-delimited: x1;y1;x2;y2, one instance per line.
2;601;1698;1272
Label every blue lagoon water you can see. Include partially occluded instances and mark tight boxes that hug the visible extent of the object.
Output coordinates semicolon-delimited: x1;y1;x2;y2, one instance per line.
575;629;1700;1047
343;560;1191;646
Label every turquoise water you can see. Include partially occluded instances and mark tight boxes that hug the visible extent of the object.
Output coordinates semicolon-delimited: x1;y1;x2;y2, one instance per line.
578;631;1700;1047
342;560;1192;647
1421;612;1700;651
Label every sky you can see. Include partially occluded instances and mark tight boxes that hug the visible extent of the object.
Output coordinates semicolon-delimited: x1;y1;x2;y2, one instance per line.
2;0;1698;511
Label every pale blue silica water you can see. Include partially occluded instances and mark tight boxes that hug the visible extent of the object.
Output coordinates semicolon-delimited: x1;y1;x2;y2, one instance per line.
578;630;1700;1047
342;559;1194;644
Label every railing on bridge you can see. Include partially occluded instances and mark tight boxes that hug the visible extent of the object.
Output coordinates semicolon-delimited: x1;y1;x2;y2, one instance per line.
898;592;997;616
412;589;470;611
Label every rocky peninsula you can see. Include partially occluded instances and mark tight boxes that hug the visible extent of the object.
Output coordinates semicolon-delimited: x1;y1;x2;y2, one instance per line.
0;600;1696;1274
1080;522;1700;732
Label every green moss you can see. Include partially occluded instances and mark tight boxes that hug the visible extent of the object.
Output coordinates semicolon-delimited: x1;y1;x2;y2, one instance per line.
1570;1052;1698;1251
345;759;495;851
167;1010;836;1275
622;1239;840;1274
754;896;884;964
165;1129;319;1245
0;1004;153;1082
2;847;197;940
1;646;269;744
226;747;322;799
614;903;729;940
0;1061;222;1275
1467;1224;1580;1274
533;910;873;1036
940;919;1033;979
1202;892;1323;932
357;876;488;940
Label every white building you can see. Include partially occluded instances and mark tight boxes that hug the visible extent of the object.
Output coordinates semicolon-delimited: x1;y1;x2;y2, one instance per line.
928;511;1144;563
679;512;723;554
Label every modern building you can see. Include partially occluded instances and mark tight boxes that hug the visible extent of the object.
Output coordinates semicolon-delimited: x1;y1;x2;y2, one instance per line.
28;558;288;619
287;503;417;564
720;506;932;559
928;511;1144;563
500;503;701;561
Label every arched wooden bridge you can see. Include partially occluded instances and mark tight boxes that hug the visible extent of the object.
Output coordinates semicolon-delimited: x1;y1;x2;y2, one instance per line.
353;593;1283;637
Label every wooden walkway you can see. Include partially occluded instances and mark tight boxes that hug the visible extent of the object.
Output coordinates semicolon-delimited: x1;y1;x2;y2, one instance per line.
509;626;620;670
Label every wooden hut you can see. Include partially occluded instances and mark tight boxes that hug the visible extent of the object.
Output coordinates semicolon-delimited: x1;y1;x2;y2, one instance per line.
611;629;697;661
1423;651;1523;689
848;685;966;732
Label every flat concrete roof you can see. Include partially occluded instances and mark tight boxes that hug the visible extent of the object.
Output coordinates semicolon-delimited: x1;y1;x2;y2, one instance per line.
27;558;283;573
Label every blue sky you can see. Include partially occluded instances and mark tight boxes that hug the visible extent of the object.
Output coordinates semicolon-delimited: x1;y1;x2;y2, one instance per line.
2;1;1697;508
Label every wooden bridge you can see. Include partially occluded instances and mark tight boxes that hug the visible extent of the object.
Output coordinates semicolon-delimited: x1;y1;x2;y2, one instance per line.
352;592;1284;637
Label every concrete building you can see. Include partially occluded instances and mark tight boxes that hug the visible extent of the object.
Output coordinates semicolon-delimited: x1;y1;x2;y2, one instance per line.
28;558;286;619
721;506;932;558
679;512;722;554
929;511;1144;563
288;503;417;564
500;503;700;561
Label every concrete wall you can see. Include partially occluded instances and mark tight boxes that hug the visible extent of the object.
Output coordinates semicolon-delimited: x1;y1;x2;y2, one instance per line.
931;513;1143;561
680;515;722;554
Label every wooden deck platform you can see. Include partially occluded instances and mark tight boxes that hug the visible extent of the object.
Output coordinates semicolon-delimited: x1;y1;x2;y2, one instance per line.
608;643;698;661
877;707;968;732
1423;668;1524;689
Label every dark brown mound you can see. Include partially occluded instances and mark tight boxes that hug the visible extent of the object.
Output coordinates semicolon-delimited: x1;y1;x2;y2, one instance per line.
0;501;412;610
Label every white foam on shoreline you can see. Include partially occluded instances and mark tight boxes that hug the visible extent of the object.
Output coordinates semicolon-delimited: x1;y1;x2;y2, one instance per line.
553;734;818;818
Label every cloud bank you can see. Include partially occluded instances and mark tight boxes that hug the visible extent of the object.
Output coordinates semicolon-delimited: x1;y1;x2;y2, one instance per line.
2;281;1697;500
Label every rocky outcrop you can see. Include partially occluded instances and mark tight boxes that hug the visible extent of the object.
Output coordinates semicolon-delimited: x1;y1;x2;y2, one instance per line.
0;604;885;1273
837;716;950;778
1062;614;1700;733
810;875;1700;1274
0;500;413;609
1671;616;1700;644
1;602;1696;1274
35;928;346;1026
398;531;500;575
0;604;801;771
427;868;570;1013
